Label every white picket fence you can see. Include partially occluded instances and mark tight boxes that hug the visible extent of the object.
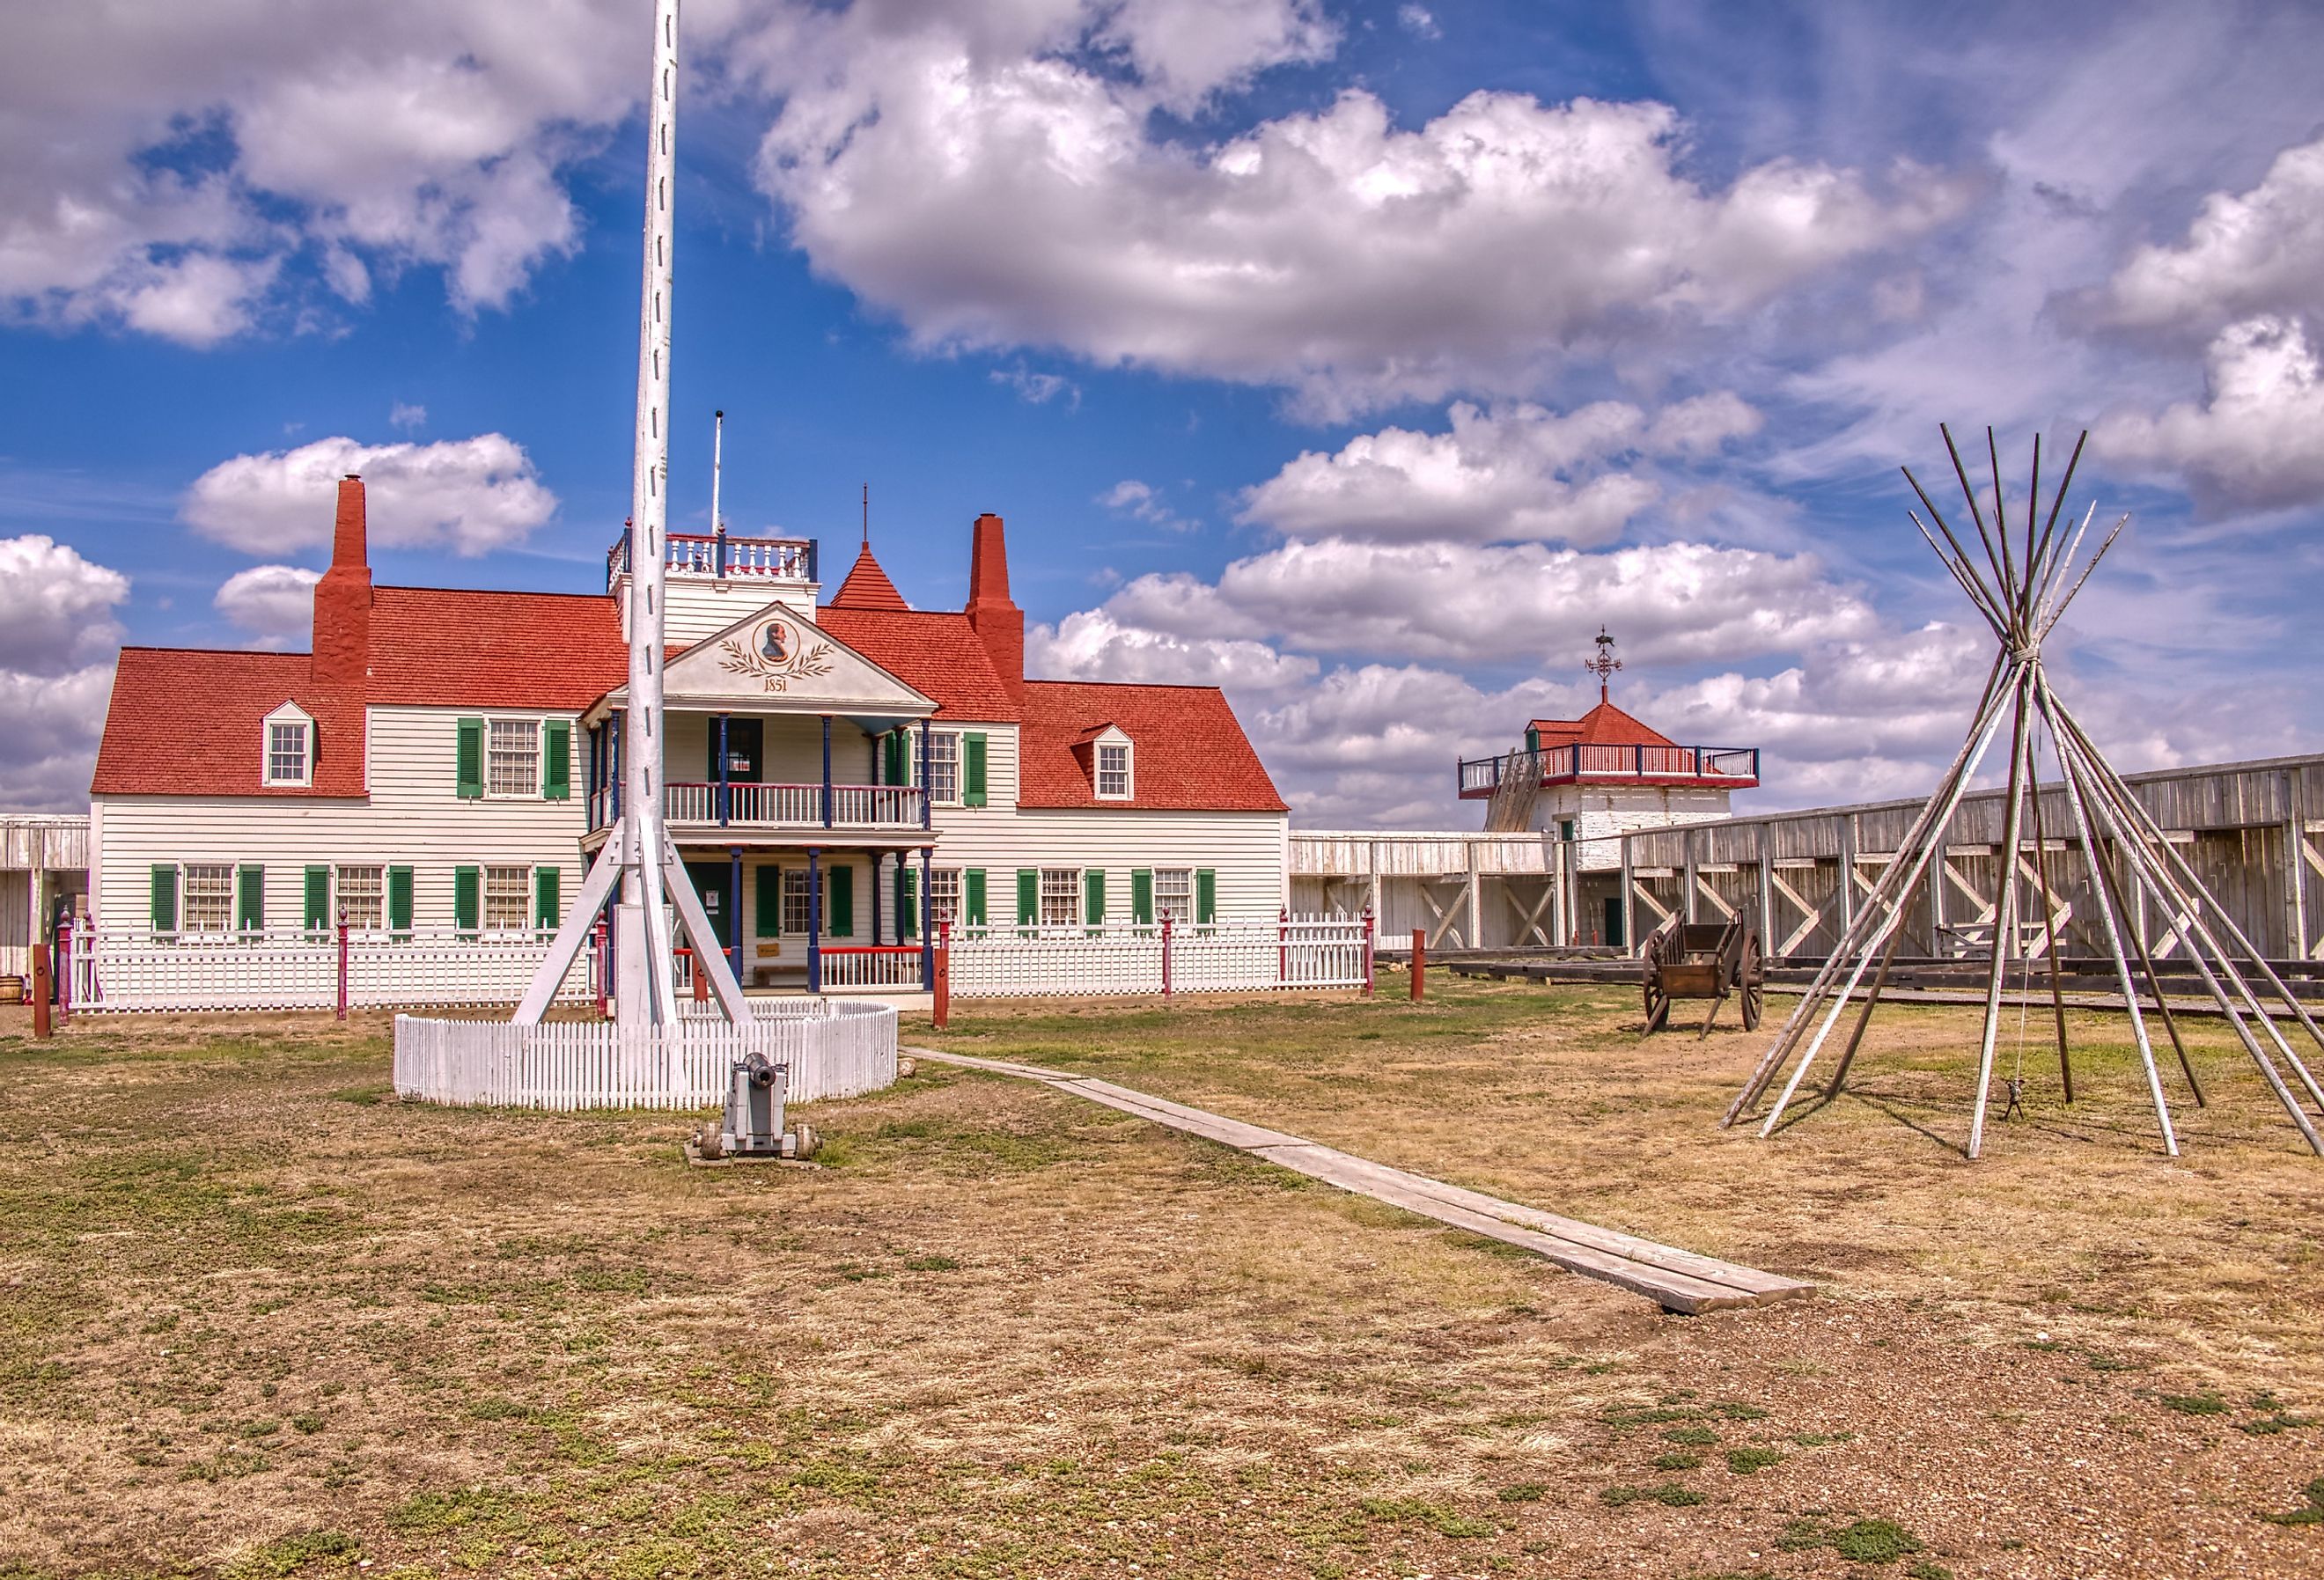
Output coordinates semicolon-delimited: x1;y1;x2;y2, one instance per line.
65;928;594;1013
947;915;1370;998
393;999;897;1110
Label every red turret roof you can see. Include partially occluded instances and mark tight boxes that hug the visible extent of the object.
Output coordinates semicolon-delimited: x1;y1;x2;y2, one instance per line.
1526;700;1676;750
827;544;909;611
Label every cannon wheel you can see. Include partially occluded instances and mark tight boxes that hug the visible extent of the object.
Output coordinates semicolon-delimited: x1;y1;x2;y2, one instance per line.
1738;932;1765;1032
1642;928;1673;1033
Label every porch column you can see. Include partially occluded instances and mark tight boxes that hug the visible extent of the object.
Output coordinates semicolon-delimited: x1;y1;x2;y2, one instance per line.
717;713;731;826
807;848;823;995
727;846;744;988
869;851;883;946
821;715;834;828
919;846;934;988
918;723;932;830
610;709;624;821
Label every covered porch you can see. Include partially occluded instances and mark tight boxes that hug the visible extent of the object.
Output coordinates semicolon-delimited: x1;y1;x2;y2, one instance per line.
667;834;941;998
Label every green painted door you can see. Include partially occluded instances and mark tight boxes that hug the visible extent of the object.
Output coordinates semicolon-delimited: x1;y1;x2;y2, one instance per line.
683;861;736;950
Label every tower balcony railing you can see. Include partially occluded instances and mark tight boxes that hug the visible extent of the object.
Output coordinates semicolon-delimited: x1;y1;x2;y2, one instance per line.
606;527;818;592
589;781;927;833
1457;743;1760;798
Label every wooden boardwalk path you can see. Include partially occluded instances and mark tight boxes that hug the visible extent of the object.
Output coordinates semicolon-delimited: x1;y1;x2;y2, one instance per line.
906;1047;1812;1315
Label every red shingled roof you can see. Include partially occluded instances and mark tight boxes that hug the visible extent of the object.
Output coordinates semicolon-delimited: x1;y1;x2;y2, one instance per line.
370;586;625;707
95;649;367;798
815;606;1019;723
1526;700;1675;750
827;545;910;611
1017;680;1286;812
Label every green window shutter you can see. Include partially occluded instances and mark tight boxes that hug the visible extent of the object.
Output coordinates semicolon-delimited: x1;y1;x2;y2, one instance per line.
543;719;572;800
1525;725;1541;754
236;864;264;934
882;731;904;786
897;868;917;940
1085;870;1106;931
304;865;332;933
453;865;480;935
829;867;854;937
1131;868;1153;926
150;865;178;935
535;867;561;930
963;732;988;807
755;866;780;937
964;869;987;930
388;866;414;938
1195;868;1217;926
455;717;485;798
1016;868;1039;929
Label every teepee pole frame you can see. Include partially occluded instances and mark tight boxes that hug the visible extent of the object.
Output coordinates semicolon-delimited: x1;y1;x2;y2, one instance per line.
1732;426;2324;1158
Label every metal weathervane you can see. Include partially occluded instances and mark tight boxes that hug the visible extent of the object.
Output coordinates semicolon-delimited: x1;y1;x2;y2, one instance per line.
1584;627;1622;703
515;0;750;1029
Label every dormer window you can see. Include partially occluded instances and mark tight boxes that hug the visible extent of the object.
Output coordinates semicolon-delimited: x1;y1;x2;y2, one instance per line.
262;702;314;787
1096;738;1131;799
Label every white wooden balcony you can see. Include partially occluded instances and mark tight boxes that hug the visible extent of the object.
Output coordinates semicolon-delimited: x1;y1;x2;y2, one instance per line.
589;781;926;834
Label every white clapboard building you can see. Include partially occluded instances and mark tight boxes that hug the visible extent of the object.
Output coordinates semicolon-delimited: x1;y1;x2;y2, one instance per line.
89;476;1291;998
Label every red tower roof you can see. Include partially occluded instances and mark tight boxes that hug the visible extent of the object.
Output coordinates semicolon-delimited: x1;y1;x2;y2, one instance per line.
828;543;909;610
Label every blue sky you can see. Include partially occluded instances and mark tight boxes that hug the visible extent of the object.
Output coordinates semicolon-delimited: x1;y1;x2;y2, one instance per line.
3;0;2321;822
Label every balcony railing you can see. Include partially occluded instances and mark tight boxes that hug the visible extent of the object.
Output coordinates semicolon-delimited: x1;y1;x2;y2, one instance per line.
1458;743;1760;798
606;528;818;592
591;781;927;832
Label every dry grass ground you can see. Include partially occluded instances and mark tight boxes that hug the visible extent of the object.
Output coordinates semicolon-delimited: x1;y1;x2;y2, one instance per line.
0;975;2320;1580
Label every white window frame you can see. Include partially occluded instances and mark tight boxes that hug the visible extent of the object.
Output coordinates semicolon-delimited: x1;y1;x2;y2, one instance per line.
1039;868;1080;930
927;867;961;931
486;717;542;799
336;864;386;932
181;863;235;936
262;702;313;787
781;868;815;937
1092;728;1133;800
926;731;960;805
482;865;533;933
1153;867;1193;925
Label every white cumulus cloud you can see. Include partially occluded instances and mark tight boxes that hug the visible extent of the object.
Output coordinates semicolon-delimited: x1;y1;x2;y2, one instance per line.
1239;394;1761;546
0;533;131;811
2084;134;2324;341
2095;316;2324;510
214;564;321;643
182;433;556;557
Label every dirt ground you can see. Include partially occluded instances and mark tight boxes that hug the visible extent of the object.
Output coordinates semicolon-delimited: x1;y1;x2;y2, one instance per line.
1;976;2320;1579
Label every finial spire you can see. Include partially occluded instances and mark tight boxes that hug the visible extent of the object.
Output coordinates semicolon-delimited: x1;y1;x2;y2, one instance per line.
1584;625;1622;704
862;482;870;547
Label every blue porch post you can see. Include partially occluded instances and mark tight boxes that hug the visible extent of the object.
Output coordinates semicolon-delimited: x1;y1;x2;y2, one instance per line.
610;709;624;821
821;715;834;827
918;722;932;830
807;848;823;994
727;846;744;988
869;850;883;946
919;846;934;988
717;713;731;824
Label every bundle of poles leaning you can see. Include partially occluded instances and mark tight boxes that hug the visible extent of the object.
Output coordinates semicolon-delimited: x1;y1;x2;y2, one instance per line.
1721;425;2324;1159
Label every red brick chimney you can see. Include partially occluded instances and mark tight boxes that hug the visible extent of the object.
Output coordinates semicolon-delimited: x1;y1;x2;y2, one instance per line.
964;511;1023;693
312;474;372;693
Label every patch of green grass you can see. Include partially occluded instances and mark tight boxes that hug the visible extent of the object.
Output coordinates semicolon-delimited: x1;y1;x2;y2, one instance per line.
1780;1516;1926;1563
1600;1483;1707;1508
1357;1497;1496;1537
2159;1392;2230;1416
387;1487;515;1535
1496;1483;1545;1503
465;1396;533;1421
1715;1401;1771;1421
328;1085;390;1106
1664;1424;1718;1445
1725;1447;1784;1475
901;1253;960;1272
1907;1562;1954;1580
1791;1430;1854;1446
2256;1474;2324;1526
224;1530;359;1578
1652;1451;1703;1471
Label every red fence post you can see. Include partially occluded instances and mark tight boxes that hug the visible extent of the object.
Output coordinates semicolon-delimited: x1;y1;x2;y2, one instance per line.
1409;928;1425;1003
1161;915;1173;1003
1361;908;1374;998
336;917;349;1021
933;921;951;1030
30;943;51;1040
687;948;709;1005
593;920;609;1018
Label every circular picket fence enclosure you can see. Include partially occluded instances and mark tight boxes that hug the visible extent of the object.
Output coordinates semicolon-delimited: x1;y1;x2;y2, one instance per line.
393;1000;898;1110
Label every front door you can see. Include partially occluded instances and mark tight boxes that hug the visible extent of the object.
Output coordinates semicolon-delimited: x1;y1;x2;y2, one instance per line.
683;862;736;951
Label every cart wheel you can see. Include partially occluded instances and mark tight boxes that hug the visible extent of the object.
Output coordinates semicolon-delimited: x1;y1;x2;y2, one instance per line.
1643;975;1672;1033
1739;934;1764;1032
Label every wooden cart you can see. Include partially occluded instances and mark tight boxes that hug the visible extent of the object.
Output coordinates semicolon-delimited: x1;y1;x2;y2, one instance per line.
1642;918;1764;1037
